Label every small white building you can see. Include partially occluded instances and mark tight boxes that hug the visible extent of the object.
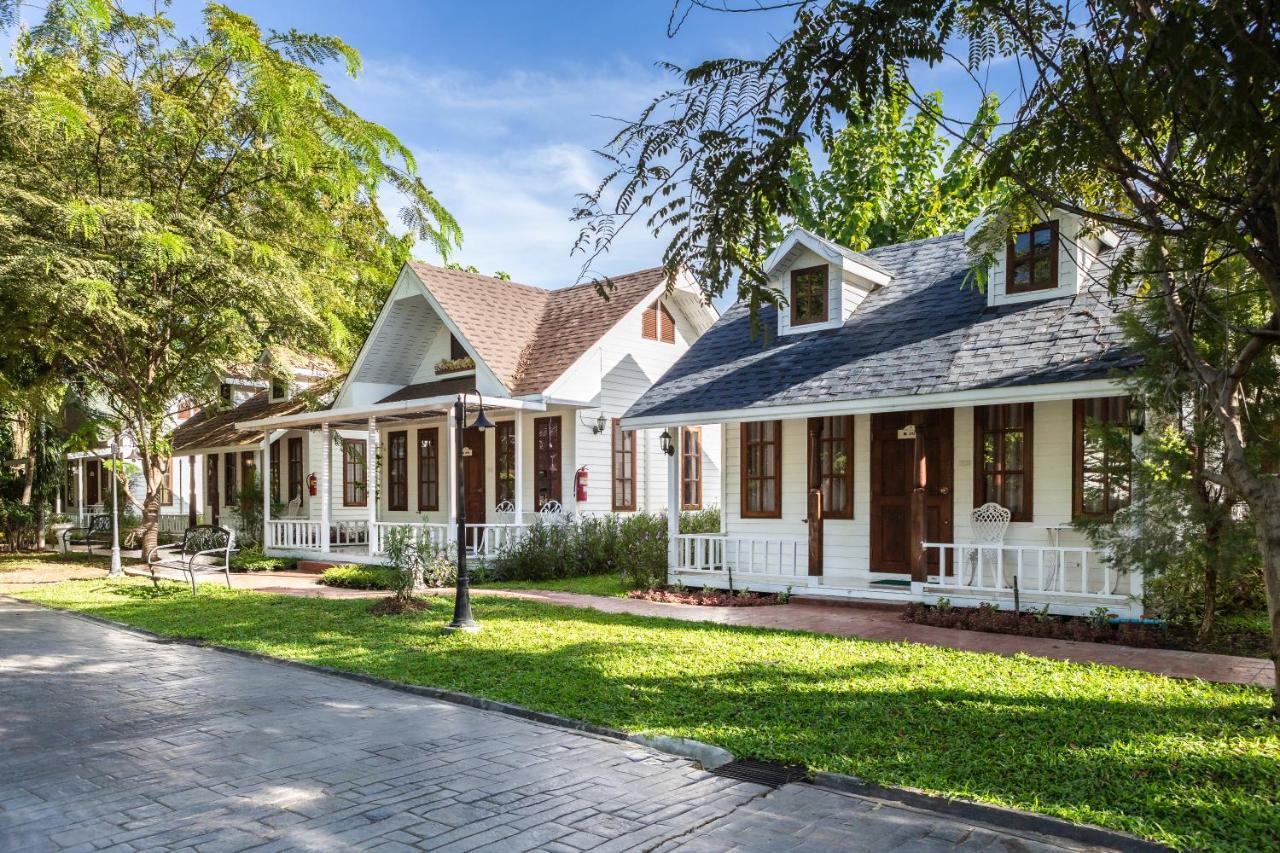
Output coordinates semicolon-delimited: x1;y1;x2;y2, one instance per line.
624;219;1145;616
182;262;720;561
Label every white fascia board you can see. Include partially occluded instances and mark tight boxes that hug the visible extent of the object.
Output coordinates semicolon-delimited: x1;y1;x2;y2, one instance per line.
621;377;1126;429
236;394;546;432
763;229;893;288
839;255;892;288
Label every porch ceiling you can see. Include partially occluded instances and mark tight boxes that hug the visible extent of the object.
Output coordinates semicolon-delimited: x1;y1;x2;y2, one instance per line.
234;392;544;432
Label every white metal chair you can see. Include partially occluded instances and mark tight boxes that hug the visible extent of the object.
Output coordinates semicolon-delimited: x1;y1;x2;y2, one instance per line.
494;500;515;524
281;495;303;518
964;502;1012;587
538;500;563;522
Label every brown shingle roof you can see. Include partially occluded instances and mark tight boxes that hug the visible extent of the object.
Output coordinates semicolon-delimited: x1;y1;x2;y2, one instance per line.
405;262;669;397
171;378;340;452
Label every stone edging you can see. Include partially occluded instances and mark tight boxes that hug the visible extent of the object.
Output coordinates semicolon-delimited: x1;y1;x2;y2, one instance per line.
6;596;1170;852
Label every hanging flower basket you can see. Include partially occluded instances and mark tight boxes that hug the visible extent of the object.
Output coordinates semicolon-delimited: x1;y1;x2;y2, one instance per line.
434;356;475;375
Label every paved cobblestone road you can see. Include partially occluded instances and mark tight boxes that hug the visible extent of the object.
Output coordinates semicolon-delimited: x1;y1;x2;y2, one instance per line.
0;600;1127;852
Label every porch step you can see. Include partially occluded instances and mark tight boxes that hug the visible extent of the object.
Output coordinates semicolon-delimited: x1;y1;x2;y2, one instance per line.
295;560;344;574
868;578;912;589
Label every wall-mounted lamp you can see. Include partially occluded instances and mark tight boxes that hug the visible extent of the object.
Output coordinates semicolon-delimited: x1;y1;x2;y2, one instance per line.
660;429;676;456
1128;399;1146;436
579;411;607;435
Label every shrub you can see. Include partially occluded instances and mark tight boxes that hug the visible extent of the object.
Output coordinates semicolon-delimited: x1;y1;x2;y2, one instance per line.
575;514;622;576
487;519;578;581
679;506;721;534
0;500;39;551
230;548;297;573
318;564;399;590
617;512;667;589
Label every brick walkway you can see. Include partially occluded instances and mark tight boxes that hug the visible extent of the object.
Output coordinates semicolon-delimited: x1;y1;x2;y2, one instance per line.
128;566;1274;690
0;600;1122;852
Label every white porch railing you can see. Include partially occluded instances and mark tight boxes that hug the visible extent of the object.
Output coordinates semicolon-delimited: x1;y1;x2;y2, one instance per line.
923;542;1129;599
158;515;190;534
369;521;451;556
674;533;804;578
266;519;323;551
332;520;369;547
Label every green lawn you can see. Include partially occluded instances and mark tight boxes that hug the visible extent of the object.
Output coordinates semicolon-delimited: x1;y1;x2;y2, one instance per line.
9;577;1279;852
475;573;629;597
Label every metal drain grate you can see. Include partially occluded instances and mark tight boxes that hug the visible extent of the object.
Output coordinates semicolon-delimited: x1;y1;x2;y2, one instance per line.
710;759;808;788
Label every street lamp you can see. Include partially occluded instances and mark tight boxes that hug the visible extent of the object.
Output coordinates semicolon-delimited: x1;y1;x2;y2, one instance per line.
446;390;491;632
108;437;122;577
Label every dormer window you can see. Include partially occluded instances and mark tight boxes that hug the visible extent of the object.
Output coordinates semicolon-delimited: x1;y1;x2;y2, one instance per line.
1006;221;1058;294
450;334;468;361
270;378;288;400
790;265;828;326
219;383;232;404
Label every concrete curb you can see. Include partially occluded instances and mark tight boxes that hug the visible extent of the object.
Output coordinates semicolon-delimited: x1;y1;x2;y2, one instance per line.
6;596;1172;852
810;772;1171;852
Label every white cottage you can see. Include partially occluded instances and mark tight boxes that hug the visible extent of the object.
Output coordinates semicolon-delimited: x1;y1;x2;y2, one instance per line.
623;220;1145;616
203;262;720;562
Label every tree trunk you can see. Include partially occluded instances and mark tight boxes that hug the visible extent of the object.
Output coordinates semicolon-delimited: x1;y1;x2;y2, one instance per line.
1198;531;1219;644
1255;500;1280;716
19;449;34;505
140;456;162;561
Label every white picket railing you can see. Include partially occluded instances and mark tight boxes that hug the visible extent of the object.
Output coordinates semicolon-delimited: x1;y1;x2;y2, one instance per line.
369;521;452;556
158;515;190;534
674;533;804;578
923;542;1128;599
266;519;323;551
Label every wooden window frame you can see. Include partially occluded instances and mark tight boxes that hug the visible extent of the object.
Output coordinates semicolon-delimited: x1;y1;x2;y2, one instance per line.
681;426;702;510
740;420;783;518
158;462;174;506
342;438;367;508
496;421;516;506
270;378;287;400
789;265;829;326
807;416;854;520
417;428;440;511
287;437;304;502
1072;397;1131;521
533;416;562;510
223;452;237;508
269;440;281;502
1005;220;1059;294
611;419;636;511
973;404;1034;522
386;430;408;512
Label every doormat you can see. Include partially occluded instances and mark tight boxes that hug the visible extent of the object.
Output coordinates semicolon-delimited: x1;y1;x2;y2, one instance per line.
869;578;911;588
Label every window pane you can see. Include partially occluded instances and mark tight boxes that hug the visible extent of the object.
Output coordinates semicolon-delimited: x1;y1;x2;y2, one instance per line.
1013;232;1031;257
1033;258;1052;286
1005;474;1024;515
1032;226;1052;248
1004;431;1024;470
1013;262;1030;286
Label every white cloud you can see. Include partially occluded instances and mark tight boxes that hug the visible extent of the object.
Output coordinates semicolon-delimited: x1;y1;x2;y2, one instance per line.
333;61;676;287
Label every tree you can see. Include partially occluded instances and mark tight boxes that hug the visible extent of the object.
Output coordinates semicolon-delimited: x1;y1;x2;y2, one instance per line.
0;1;460;557
786;84;999;251
577;0;1280;710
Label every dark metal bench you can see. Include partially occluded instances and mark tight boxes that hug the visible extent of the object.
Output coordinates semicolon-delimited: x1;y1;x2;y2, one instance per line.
62;514;112;555
147;525;237;594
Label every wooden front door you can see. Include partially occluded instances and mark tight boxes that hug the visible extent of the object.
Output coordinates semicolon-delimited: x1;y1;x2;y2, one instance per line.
85;460;100;506
206;454;219;525
463;427;486;549
870;410;954;574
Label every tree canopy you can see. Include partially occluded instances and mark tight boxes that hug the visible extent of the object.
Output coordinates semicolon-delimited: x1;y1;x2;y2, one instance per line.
0;0;460;550
785;85;998;252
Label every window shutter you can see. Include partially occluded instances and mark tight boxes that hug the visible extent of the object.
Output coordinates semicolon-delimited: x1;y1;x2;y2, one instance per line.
660;305;676;343
642;304;658;340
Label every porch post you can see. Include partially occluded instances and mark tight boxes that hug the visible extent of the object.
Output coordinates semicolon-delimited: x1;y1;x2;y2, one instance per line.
187;454;198;528
77;458;84;520
1130;429;1145;605
447;420;458;530
910;424;928;584
261;432;272;548
366;416;378;544
513;413;525;520
320;422;332;554
667;429;679;579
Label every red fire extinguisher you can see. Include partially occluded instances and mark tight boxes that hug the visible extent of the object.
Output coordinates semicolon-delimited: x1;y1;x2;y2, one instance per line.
574;466;588;502
307;473;318;496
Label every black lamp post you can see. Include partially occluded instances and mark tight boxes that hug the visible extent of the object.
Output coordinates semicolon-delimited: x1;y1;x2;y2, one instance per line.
446;390;493;632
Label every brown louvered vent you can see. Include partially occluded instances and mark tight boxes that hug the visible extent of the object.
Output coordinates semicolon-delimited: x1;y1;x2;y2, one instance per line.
642;303;659;340
660;305;676;343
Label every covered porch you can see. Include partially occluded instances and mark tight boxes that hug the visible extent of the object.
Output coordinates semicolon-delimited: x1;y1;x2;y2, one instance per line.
649;384;1145;617
238;387;556;564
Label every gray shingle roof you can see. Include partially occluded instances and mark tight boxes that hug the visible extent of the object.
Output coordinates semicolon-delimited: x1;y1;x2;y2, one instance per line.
625;233;1138;421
